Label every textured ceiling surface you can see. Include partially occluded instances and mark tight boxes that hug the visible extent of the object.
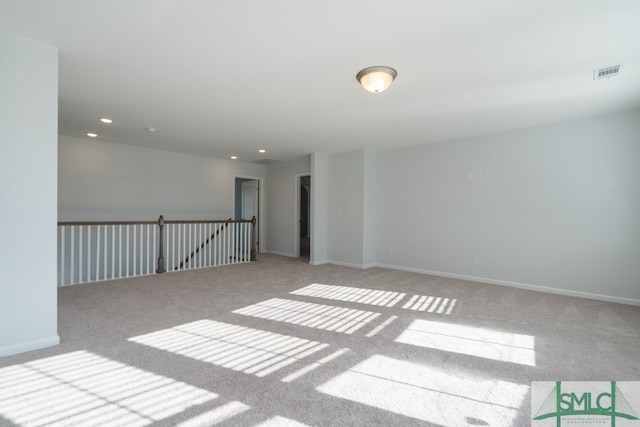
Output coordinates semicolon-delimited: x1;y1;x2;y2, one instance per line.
2;0;640;162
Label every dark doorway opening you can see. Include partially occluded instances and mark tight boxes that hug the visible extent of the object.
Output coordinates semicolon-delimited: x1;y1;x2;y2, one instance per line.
299;175;310;258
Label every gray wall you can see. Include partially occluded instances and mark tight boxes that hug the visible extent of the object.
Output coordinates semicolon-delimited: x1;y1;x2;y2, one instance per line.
311;153;329;264
327;150;366;267
265;156;310;257
362;150;377;267
59;135;266;221
0;32;60;356
312;109;640;303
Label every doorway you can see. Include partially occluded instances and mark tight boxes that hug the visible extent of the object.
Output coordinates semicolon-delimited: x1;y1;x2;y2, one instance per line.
298;175;311;258
235;177;261;253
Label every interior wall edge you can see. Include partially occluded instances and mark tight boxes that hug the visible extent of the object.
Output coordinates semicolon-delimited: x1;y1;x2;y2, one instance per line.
0;335;61;358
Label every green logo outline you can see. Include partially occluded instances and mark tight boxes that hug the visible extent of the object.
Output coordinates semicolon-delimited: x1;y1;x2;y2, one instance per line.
533;381;639;426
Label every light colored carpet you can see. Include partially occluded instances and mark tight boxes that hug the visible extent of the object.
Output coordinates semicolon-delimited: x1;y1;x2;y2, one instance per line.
1;254;639;426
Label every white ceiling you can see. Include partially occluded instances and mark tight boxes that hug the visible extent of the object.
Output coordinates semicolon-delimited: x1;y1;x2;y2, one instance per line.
2;1;640;162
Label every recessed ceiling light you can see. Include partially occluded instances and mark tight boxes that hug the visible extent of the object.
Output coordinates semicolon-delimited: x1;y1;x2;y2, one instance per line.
258;149;266;153
99;117;113;124
230;156;238;160
86;132;98;138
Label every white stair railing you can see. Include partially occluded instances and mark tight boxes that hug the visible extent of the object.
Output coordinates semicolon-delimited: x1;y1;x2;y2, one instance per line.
58;216;256;286
57;221;157;286
163;219;253;272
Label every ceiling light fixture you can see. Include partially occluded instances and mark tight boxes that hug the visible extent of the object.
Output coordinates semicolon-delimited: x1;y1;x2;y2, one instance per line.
356;66;397;93
99;117;113;124
230;156;238;160
86;132;98;138
258;149;266;153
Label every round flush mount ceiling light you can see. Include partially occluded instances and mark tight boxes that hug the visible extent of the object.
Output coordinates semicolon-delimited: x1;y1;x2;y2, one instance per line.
356;66;397;93
230;156;238;160
258;149;266;153
99;117;113;124
86;132;98;138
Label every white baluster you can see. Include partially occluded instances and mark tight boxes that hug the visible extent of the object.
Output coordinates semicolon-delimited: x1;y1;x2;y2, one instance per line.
146;224;150;275
128;224;132;277
243;222;247;262
79;226;83;283
86;225;91;282
118;225;122;278
171;224;175;271
213;224;217;266
220;224;224;265
208;223;212;267
60;226;65;285
223;223;227;265
189;223;193;269
112;226;116;279
132;224;136;276
244;222;248;262
70;226;75;285
198;223;202;267
95;226;100;281
233;223;237;264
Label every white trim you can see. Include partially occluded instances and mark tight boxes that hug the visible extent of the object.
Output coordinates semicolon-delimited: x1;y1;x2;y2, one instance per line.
375;263;640;307
326;260;371;270
309;259;329;266
266;250;297;258
0;335;60;358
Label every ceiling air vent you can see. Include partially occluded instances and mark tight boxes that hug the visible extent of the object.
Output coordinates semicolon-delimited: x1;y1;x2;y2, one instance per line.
594;64;622;80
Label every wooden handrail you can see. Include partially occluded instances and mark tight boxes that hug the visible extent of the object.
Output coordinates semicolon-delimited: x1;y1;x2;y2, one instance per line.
58;220;157;226
162;219;254;224
57;219;253;226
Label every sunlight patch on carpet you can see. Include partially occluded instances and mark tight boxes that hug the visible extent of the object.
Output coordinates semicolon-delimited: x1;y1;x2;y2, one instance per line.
316;354;529;426
0;351;217;427
253;415;312;426
402;294;457;314
281;348;350;383
233;298;380;334
395;319;536;366
175;401;250;426
128;320;328;377
291;283;406;307
365;315;398;337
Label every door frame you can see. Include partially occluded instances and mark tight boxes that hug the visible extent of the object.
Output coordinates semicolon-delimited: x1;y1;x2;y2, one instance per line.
294;173;311;257
234;175;265;254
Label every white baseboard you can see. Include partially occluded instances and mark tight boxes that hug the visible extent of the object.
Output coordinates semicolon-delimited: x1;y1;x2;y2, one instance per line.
0;335;60;358
267;252;329;266
327;260;370;270
265;250;297;258
270;253;639;306
374;263;640;306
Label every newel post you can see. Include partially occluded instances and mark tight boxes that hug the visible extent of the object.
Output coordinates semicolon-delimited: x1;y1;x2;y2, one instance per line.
250;215;257;261
156;215;166;273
